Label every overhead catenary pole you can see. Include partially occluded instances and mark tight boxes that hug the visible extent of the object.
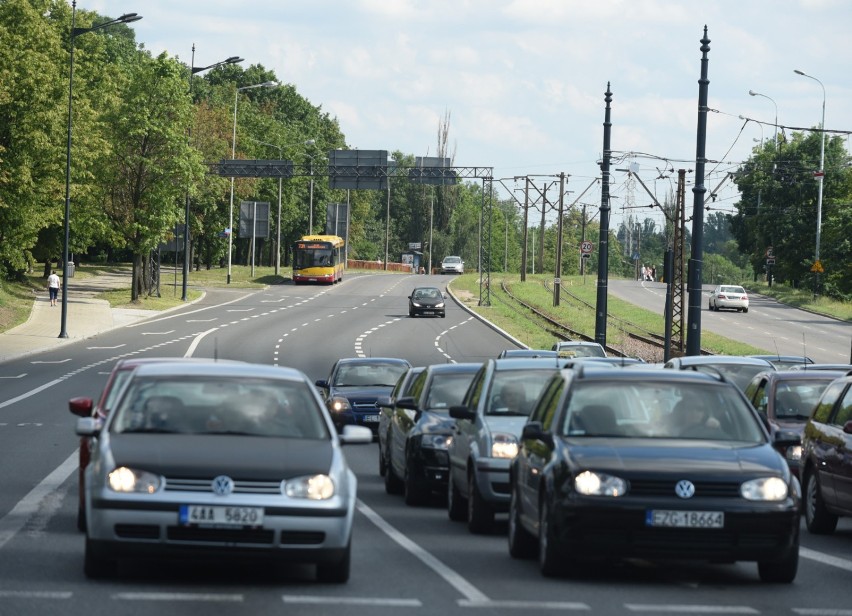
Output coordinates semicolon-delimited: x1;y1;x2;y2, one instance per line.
594;83;613;346
553;172;566;307
686;27;711;356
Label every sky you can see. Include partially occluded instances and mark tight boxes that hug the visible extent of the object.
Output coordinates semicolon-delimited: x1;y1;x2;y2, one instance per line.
85;0;851;232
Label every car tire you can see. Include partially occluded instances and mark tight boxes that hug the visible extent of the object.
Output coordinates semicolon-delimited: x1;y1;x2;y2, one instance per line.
467;472;494;534
538;499;564;577
447;471;467;522
757;542;798;583
84;538;115;579
409;310;415;318
708;301;713;311
805;470;838;534
384;458;404;495
316;541;351;583
404;463;430;506
743;307;749;313
508;488;536;559
378;439;388;477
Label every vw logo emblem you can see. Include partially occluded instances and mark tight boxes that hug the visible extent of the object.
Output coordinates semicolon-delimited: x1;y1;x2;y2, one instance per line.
211;475;234;496
675;480;695;499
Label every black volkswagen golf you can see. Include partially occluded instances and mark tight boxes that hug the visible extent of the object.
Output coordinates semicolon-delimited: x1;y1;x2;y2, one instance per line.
508;366;802;583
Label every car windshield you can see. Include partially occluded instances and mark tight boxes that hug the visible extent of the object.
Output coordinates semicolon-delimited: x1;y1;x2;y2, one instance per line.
721;286;745;294
557;344;605;358
775;380;834;420
413;288;441;300
110;376;329;439
443;257;460;264
334;363;408;387
425;372;477;412
559;381;765;442
691;363;768;391
487;370;554;416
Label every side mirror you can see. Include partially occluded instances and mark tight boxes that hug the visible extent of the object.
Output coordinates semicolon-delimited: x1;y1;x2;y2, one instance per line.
521;421;554;448
773;430;802;449
396;396;418;411
339;425;373;444
314;379;329;389
69;396;93;418
449;405;475;421
376;395;393;409
76;416;102;437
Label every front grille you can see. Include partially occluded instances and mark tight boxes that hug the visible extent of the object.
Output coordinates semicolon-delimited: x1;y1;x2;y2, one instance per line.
164;478;282;495
167;526;274;544
280;531;325;545
628;479;741;498
351;402;378;410
115;524;159;539
492;482;510;495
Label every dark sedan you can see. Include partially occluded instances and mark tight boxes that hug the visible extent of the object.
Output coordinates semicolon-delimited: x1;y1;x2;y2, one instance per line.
801;373;852;535
408;286;446;318
508;366;801;583
384;362;481;506
315;357;411;437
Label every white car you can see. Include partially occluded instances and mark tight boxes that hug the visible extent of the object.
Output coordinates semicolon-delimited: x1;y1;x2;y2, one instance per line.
709;285;750;313
440;256;464;274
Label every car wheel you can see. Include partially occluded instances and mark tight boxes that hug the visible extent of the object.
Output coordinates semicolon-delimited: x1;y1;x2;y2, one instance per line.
757;542;798;583
538;499;564;577
84;538;115;579
447;470;466;522
384;457;404;495
708;301;713;311
467;471;494;534
508;487;536;559
409;310;415;318
805;470;838;534
743;307;749;313
316;541;350;583
404;462;430;506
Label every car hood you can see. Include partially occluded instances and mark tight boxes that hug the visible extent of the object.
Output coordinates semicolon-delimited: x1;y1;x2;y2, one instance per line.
416;411;455;434
563;439;787;476
484;415;529;435
330;386;393;402
108;433;334;479
411;297;444;307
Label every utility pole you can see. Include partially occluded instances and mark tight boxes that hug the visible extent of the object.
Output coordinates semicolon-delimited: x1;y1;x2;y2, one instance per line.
553;172;566;306
594;83;613;346
520;177;530;281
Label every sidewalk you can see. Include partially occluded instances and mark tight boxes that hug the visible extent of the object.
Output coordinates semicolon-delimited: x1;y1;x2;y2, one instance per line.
0;269;158;363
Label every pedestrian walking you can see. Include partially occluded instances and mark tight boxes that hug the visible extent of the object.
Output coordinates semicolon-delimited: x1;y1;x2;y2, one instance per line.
47;269;60;307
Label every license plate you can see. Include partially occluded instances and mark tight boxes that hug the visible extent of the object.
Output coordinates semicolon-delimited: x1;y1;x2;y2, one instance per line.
646;509;724;529
362;414;380;423
179;505;264;526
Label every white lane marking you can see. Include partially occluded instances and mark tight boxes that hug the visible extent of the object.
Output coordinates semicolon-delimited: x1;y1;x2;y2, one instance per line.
356;500;490;604
140;330;175;336
0;451;77;550
30;359;72;364
0;374;26;379
0;591;72;599
793;610;852;615
113;593;243;602
460;599;589;609
626;606;757;614
86;344;125;350
800;547;852;572
226;308;254;313
186;318;218;323
0;379;62;410
184;328;220;358
283;596;421;607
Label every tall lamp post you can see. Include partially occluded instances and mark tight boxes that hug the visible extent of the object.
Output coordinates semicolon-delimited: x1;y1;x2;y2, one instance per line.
61;2;142;338
244;138;315;275
227;81;278;284
748;89;778;151
182;46;243;300
794;69;826;296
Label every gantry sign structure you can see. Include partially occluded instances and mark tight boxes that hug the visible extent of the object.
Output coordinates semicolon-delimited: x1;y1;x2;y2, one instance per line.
211;150;496;305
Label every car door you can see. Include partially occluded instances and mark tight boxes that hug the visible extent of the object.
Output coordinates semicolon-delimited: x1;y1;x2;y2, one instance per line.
449;365;487;497
390;371;426;478
829;383;852;512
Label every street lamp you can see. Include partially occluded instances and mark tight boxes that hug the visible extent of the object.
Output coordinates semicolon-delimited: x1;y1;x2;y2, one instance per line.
244;137;315;275
182;46;243;301
794;68;826;295
61;2;142;338
227;80;278;284
748;89;778;151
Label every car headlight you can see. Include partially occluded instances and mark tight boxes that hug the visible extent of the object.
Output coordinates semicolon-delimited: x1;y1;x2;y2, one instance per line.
284;474;336;500
108;467;162;493
786;445;802;463
421;434;452;450
741;477;788;501
491;433;519;459
411;301;423;307
574;470;627;497
435;302;445;308
329;396;351;413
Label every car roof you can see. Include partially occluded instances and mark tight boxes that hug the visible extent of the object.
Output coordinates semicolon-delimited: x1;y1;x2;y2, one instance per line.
570;365;727;384
667;355;774;367
132;361;306;381
424;362;482;374
789;363;852;372
412;286;442;291
334;357;411;366
750;369;849;383
113;356;232;370
498;349;560;358
491;357;607;371
750;354;814;364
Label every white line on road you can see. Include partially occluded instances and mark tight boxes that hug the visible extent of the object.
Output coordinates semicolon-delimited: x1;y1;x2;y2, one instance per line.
625;605;758;613
113;593;243;602
140;330;175;336
184;328;220;358
800;547;852;572
0;374;26;379
86;344;125;349
0;591;72;599
31;359;72;364
0;378;62;410
283;596;421;606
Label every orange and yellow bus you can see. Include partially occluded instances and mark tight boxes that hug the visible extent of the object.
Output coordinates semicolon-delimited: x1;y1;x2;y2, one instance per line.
292;235;345;284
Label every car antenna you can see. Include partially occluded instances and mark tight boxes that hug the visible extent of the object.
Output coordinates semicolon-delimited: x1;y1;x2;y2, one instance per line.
772;339;781;361
214;338;218;361
801;333;808;370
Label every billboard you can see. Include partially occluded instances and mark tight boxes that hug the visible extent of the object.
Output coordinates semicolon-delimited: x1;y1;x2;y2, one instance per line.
328;149;389;190
238;201;270;238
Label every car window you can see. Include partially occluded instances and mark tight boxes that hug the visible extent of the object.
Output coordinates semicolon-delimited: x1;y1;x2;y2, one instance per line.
812;381;847;424
748;380;768;414
425;372;477;412
831;385;852;426
529;375;565;430
487;370;554;416
464;365;487;409
407;370;428;401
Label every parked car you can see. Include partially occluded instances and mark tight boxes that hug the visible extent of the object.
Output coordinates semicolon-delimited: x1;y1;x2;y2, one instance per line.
749;354;814;370
440;255;464;274
551;340;607;358
708;284;749;312
447;357;578;533
68;357;239;532
76;360;373;582
377;366;425;478
383;362;481;505
743;369;848;478
790;363;852;372
408;286;447;318
801;373;852;535
507;366;801;582
663;354;775;392
315;357;411;437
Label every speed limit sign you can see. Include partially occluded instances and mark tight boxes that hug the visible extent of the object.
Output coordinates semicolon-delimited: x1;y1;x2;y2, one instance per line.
581;241;594;254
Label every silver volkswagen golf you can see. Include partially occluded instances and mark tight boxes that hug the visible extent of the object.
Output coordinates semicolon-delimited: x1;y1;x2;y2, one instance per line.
77;360;372;582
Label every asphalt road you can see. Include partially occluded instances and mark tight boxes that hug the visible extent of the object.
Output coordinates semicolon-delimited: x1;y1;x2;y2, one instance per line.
1;272;851;616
